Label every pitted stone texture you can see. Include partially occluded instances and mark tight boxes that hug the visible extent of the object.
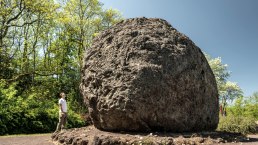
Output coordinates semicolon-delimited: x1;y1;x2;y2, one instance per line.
80;17;219;132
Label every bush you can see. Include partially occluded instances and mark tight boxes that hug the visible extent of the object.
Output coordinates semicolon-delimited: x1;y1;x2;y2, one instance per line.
67;110;85;128
0;80;86;135
217;115;257;135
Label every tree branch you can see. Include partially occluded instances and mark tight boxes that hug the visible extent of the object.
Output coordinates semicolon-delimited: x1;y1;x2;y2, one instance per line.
5;71;62;82
8;19;38;27
6;7;25;25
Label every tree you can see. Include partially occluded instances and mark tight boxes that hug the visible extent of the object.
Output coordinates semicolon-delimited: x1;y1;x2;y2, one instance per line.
58;0;122;68
249;91;258;104
51;0;122;112
0;0;123;134
242;92;258;119
205;54;242;116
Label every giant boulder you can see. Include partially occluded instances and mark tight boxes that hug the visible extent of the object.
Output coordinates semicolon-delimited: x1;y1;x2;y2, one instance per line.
80;18;219;132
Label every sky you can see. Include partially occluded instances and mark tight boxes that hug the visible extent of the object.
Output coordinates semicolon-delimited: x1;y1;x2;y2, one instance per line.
99;0;258;97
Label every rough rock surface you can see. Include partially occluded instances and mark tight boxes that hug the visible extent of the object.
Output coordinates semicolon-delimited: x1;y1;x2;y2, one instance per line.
51;126;246;145
80;17;219;132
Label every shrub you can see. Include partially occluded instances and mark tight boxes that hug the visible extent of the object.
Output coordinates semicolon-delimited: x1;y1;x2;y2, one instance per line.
0;80;86;135
217;115;257;135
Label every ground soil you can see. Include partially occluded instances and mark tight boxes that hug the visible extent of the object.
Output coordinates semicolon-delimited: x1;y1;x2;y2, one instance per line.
51;125;258;145
224;134;258;145
0;130;257;145
0;134;54;145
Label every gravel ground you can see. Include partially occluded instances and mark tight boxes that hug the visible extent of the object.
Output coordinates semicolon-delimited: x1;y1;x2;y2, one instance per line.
0;133;257;145
51;126;258;145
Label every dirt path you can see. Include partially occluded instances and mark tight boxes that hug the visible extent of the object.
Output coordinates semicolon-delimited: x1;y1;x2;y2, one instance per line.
0;134;54;145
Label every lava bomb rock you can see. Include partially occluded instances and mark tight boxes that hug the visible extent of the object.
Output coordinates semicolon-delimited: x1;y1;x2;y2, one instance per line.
80;17;219;132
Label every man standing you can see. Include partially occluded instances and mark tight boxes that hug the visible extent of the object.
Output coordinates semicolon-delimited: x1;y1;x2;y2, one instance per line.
56;92;68;132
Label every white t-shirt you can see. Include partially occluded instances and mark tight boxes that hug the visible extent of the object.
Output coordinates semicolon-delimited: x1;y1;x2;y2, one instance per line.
58;98;67;113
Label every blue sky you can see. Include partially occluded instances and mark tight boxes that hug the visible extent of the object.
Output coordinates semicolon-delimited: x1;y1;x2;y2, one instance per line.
100;0;258;97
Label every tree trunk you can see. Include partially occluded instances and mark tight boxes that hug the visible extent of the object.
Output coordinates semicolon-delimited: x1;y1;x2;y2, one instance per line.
22;25;29;73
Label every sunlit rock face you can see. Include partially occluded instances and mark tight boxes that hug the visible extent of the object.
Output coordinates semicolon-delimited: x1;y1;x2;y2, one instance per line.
80;17;219;132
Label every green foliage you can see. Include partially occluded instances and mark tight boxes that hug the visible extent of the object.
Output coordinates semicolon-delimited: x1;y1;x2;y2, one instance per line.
205;54;242;113
0;81;85;135
217;93;258;135
228;93;258;120
205;55;229;88
205;55;242;101
0;0;122;135
217;115;257;135
0;80;85;135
